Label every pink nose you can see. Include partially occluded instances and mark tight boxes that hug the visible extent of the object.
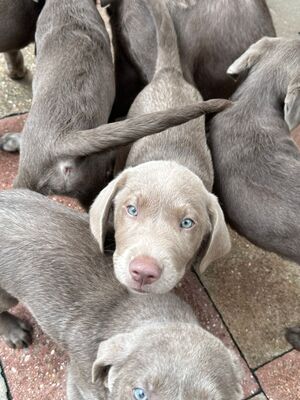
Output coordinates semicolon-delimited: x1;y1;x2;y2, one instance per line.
129;256;162;286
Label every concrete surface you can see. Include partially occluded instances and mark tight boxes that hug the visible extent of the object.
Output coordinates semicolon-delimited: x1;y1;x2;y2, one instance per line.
267;0;300;37
201;229;300;368
0;45;34;119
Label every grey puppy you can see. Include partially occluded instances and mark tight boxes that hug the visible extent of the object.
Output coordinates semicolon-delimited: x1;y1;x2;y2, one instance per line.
104;0;275;119
0;0;44;79
0;189;243;400
209;37;300;264
210;37;300;354
90;0;231;294
1;0;224;209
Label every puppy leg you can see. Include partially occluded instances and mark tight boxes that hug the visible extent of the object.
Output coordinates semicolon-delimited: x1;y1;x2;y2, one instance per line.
4;50;27;80
67;370;85;400
0;288;32;349
0;132;22;152
285;325;300;351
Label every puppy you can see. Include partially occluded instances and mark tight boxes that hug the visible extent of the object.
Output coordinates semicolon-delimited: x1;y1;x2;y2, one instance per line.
90;0;231;294
213;38;300;354
209;37;300;264
0;0;44;79
1;0;220;209
0;189;243;400
104;0;275;118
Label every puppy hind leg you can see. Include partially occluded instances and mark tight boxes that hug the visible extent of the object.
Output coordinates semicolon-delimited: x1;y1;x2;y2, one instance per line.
0;288;33;349
67;370;85;400
4;50;27;80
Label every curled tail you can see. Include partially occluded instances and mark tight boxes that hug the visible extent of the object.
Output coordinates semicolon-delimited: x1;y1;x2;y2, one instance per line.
145;0;182;74
58;99;232;157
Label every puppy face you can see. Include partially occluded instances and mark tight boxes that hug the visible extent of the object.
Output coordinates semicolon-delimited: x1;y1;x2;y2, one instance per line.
90;161;231;294
92;323;243;400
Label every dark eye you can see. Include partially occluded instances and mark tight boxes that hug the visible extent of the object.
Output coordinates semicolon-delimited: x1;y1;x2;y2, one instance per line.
133;388;148;400
180;218;195;229
127;205;138;217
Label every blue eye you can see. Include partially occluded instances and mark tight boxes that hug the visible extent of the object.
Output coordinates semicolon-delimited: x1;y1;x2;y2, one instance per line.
180;218;195;229
127;205;138;217
133;388;148;400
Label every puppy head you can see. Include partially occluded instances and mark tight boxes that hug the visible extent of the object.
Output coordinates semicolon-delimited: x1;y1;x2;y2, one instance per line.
92;323;243;400
90;161;230;294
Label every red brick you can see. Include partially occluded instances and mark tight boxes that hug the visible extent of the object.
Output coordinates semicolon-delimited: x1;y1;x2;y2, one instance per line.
255;351;300;400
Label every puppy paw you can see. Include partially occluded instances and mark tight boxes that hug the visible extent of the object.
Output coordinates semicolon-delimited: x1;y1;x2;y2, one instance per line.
7;66;28;80
0;313;33;349
0;133;22;152
285;325;300;351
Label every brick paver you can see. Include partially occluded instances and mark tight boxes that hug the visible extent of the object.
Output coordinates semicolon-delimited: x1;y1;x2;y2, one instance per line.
255;351;300;400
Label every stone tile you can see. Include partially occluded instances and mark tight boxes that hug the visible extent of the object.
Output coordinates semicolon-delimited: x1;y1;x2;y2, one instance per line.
267;0;300;37
0;305;68;400
0;113;27;133
249;394;267;400
0;363;9;400
176;271;259;398
255;351;300;400
200;229;300;369
0;45;34;118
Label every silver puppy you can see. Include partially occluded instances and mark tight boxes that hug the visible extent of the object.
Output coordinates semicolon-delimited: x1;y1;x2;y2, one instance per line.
209;37;300;351
90;0;231;294
0;189;243;400
104;0;275;119
209;37;300;265
1;0;225;209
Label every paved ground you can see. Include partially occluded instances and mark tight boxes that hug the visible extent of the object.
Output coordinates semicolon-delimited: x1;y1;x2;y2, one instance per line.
0;1;299;400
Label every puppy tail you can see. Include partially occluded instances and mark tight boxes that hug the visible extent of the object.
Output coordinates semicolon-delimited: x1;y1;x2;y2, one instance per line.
145;0;182;75
58;99;232;157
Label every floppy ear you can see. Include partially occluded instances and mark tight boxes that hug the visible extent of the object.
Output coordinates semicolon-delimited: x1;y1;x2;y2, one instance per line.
89;169;130;253
92;333;135;384
197;194;231;273
227;36;276;78
284;84;300;131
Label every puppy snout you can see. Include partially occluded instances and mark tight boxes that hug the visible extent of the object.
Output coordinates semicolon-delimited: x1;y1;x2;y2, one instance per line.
129;256;162;285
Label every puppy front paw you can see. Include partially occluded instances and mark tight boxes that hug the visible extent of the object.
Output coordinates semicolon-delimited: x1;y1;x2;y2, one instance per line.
0;313;33;349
